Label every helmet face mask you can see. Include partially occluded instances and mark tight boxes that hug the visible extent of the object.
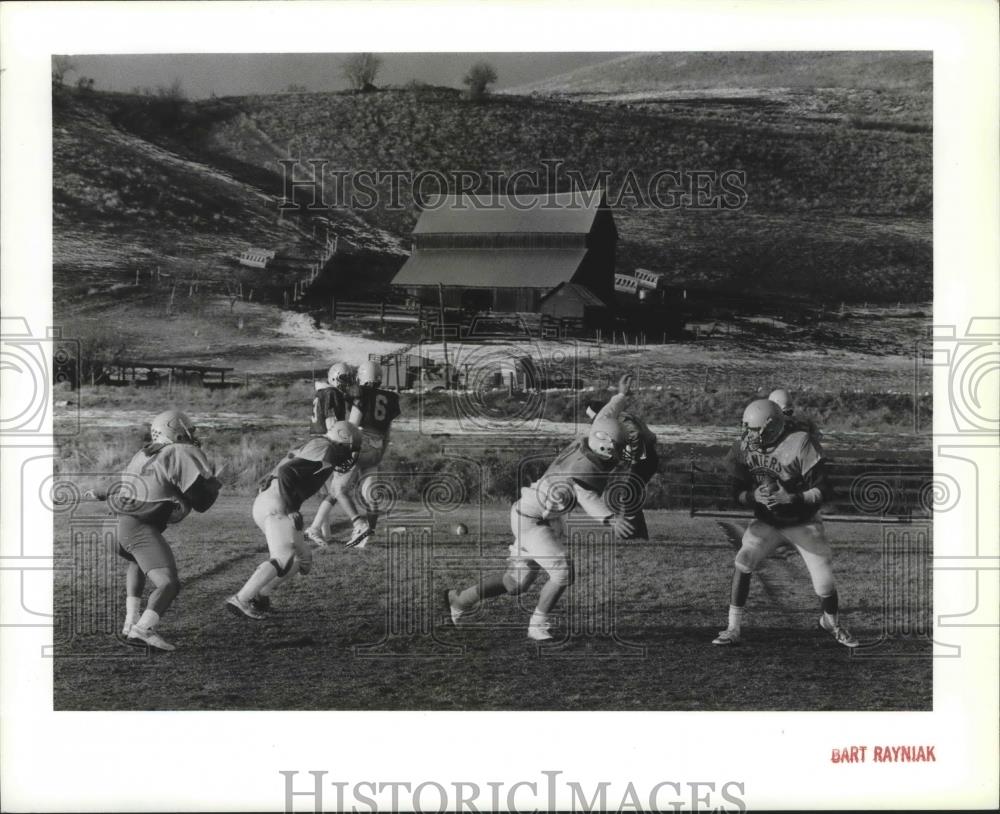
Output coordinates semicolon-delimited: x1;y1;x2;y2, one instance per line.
742;399;785;452
150;410;199;447
588;416;626;461
327;362;354;391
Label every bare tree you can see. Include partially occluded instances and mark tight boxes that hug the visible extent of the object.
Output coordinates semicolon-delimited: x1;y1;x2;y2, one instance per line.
157;77;186;101
342;53;382;92
52;56;77;86
463;62;498;102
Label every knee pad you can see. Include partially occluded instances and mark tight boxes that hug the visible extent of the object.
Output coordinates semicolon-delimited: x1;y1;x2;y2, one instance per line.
734;547;756;575
270;556;294;577
545;558;574;587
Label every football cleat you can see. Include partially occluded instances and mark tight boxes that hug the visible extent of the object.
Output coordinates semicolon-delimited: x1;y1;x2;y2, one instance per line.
304;527;330;549
818;615;859;648
527;619;554;642
250;596;272;614
121;621;133;637
127;624;176;651
226;595;267;620
712;628;741;646
345;521;374;549
445;589;466;626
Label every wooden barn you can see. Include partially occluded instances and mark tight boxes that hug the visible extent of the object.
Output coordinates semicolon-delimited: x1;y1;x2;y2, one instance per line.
391;189;616;317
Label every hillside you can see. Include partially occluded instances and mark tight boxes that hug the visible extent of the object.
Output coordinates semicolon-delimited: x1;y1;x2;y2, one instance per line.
512;52;932;92
52;90;405;314
54;59;931;309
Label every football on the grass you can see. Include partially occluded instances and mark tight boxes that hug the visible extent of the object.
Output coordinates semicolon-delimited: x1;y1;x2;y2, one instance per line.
453;523;469;536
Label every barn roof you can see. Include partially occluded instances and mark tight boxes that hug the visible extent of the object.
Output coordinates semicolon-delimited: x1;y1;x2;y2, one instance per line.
392;249;587;289
412;189;606;235
540;281;608;308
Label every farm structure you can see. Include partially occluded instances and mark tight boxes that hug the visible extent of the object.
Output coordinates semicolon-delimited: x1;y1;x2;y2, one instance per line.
391;189;616;324
236;248;275;269
91;360;236;389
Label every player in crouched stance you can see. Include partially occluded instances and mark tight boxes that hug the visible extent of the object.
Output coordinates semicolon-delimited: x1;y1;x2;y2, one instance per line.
446;417;633;641
115;410;222;651
227;421;361;619
712;399;858;648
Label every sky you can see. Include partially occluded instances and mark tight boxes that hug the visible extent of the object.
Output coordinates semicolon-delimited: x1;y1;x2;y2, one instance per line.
67;53;626;99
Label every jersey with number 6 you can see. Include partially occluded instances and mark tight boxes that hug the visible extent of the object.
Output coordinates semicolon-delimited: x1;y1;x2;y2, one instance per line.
353;385;401;436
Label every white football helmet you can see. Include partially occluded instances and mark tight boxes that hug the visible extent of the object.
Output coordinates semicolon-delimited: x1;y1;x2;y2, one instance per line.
768;388;794;416
588;416;626;461
327;362;354;390
357;360;381;387
742;399;786;452
326;420;362;472
150;410;199;446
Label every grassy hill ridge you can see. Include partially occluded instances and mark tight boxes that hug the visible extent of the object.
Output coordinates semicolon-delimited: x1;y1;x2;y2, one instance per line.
508;51;932;98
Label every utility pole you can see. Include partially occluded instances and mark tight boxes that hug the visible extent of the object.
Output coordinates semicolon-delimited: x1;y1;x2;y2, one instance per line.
438;283;450;380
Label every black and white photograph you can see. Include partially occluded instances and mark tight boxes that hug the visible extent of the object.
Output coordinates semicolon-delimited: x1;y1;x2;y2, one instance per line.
1;1;997;811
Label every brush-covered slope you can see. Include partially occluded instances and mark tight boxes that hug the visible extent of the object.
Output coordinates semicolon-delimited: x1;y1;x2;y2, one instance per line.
205;84;930;302
54;56;931;307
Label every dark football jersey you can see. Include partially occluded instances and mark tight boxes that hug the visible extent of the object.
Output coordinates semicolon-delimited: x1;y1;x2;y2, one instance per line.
725;430;827;527
310;386;351;435
354;385;401;435
264;436;355;512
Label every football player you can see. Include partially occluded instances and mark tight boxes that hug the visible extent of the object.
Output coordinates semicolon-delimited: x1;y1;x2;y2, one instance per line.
712;399;858;648
586;373;658;540
227;420;362;618
769;388;822;444
114;410;222;651
304;362;356;544
446;416;634;641
768;388;823;560
326;359;401;549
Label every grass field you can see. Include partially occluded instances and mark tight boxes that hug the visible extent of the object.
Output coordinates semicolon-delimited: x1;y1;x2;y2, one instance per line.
53;498;932;711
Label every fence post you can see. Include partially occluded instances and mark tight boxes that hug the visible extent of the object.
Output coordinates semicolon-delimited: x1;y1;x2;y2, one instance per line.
689;460;697;517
